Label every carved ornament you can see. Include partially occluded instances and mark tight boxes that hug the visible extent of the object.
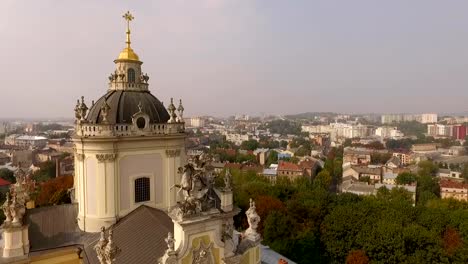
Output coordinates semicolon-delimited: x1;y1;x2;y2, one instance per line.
76;154;85;161
166;149;181;158
96;153;117;163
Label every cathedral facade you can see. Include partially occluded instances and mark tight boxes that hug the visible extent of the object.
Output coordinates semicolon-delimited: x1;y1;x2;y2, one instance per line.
0;11;264;264
72;11;186;233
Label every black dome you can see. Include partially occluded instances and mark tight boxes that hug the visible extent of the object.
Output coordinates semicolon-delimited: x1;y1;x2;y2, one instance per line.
86;90;170;124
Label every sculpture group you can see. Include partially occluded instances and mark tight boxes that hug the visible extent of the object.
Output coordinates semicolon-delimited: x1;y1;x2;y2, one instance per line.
170;154;219;220
2;170;35;229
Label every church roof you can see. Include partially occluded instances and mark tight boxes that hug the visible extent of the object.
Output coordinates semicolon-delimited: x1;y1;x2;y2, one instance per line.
26;204;173;264
86;90;170;124
83;205;173;264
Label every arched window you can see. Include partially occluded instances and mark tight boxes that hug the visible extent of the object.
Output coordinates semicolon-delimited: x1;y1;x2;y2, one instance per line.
134;177;150;203
127;68;136;83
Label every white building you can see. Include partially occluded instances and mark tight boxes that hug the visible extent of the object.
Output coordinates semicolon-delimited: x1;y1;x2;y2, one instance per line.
420;113;438;124
375;126;404;139
225;133;251;145
186;117;205;127
4;134;48;148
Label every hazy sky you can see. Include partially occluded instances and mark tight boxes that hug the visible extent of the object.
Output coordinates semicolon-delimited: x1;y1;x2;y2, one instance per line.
2;0;468;118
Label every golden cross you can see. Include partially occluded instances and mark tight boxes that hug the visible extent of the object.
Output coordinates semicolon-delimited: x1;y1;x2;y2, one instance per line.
123;11;134;30
122;11;134;48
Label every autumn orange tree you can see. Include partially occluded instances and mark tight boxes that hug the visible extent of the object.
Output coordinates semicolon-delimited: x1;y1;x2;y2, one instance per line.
346;250;369;264
35;176;73;207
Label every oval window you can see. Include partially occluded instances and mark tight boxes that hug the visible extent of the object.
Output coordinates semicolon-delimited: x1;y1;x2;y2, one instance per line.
136;117;146;129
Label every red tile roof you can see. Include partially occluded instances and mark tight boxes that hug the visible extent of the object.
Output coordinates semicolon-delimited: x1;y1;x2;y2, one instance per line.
440;179;468;189
299;158;317;170
278;161;302;172
0;178;11;186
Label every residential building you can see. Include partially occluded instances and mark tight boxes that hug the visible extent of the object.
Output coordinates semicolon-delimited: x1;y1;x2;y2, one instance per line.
392;152;412;165
382;172;398;185
185;117;205;128
4;134;48;149
298;157;320;179
343;165;382;183
343;147;371;166
412;143;438;152
254;148;270;166
437;169;463;180
375;126;403;139
452;125;467;140
225;133;251;145
340;177;375;196
385;156;401;169
440;179;468;201
381;113;437;124
420;113;438;124
277;161;304;180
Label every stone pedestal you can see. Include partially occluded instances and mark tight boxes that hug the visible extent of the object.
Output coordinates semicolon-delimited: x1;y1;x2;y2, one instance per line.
2;225;29;258
214;189;233;212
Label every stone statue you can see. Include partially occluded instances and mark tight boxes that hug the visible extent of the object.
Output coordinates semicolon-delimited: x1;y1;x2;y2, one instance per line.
244;199;261;242
94;227;120;264
167;98;177;123
177;99;184;123
159;232;177;264
79;96;88;121
224;169;232;191
101;100;111;123
140;73;149;83
170;155;220;220
104;229;120;264
74;100;81;121
2;192;12;226
165;232;175;253
9;194;25;227
94;227;108;264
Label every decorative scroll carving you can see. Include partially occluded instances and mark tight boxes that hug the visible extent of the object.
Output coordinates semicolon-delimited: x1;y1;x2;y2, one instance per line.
96;154;117;163
165;149;181;158
192;241;214;264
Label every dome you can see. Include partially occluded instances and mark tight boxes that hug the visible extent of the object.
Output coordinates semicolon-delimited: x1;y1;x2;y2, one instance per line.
86;90;170;124
117;47;140;62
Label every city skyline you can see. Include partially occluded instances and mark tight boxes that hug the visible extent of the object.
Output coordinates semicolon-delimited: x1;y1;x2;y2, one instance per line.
2;1;468;118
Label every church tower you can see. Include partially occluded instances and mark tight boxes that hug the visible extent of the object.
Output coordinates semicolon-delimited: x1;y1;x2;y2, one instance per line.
72;11;186;232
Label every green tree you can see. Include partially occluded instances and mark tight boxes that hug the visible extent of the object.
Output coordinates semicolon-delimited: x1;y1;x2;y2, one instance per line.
240;139;259;151
461;163;468;181
314;170;332;189
396;172;417;185
266;151;278;166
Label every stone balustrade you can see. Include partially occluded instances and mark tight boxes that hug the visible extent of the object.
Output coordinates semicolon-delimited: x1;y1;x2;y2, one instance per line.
75;122;184;137
108;81;149;91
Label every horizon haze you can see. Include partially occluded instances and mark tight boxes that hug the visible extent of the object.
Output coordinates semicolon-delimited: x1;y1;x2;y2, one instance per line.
2;0;468;118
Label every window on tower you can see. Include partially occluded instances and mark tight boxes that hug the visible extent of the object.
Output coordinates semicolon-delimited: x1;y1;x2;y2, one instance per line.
134;177;150;203
127;68;136;83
